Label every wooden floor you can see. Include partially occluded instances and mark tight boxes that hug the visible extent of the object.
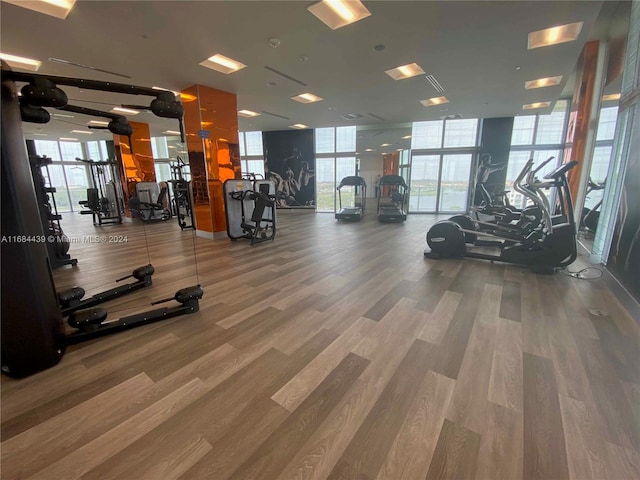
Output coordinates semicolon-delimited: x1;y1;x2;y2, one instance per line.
2;210;639;480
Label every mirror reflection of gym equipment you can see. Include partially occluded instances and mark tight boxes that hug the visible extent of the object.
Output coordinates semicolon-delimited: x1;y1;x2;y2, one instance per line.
130;181;172;222
335;175;367;221
167;156;195;230
224;176;277;245
77;157;124;226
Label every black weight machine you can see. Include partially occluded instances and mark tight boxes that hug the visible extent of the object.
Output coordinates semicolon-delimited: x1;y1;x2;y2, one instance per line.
336;175;367;221
130;183;171;222
167;156;194;230
78;157;123;226
425;160;579;273
28;153;77;268
224;178;276;245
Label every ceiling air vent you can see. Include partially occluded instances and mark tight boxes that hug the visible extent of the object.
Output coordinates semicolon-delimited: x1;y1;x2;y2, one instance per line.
261;111;290;120
341;113;362;120
440;114;463;120
369;113;386;121
426;74;445;93
264;66;307;87
49;58;131;79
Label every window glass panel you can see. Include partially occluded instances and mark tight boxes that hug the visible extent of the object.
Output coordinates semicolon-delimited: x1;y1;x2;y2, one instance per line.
505;151;532;209
315;127;335;154
239;132;246;157
59;141;83;161
535;102;566;145
584;146;612;210
596;106;618;141
245;131;263;156
336;126;356;152
411;121;443;149
47;165;71;212
409;154;439;212
86;141;101;160
336;157;356;207
511;116;536;145
439;154;472;211
34;140;61;161
99;141;110;160
443;119;478;148
154;163;172;182
315;157;335;211
151;137;169;159
246;159;265;178
64;165;89;212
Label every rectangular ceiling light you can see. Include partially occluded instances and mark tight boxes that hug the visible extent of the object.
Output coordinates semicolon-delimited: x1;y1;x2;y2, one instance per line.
602;93;621;101
111;107;140;115
88;120;109;126
289;124;309;129
291;93;323;104
402;135;411;139
3;0;76;20
70;130;93;134
523;101;551;110
307;0;371;30
528;22;583;50
0;52;42;71
238;109;261;117
199;54;246;74
52;113;74;118
525;76;563;89
420;96;449;107
164;130;181;135
59;137;78;141
33;133;48;136
385;63;425;81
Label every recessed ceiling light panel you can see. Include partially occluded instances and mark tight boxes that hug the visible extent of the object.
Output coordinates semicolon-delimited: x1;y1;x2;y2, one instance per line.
523;101;551;110
59;137;78;141
3;0;76;19
70;130;93;134
199;54;246;74
420;96;449;107
602;93;621;101
291;93;323;104
289;124;309;129
385;63;425;81
88;120;109;126
402;135;411;139
307;0;371;30
528;22;583;49
111;107;140;115
525;76;563;89
238;109;261;117
0;52;42;71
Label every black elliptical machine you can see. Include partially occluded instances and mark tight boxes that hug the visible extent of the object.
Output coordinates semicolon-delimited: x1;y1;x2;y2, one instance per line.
336;175;367;221
424;160;578;273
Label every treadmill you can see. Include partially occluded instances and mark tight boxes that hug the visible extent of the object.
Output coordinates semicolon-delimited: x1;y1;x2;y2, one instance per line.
377;175;408;223
336;175;367;221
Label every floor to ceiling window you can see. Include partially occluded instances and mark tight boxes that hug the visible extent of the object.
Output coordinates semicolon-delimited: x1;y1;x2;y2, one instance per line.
315;126;356;212
239;131;265;178
505;100;569;209
409;118;479;213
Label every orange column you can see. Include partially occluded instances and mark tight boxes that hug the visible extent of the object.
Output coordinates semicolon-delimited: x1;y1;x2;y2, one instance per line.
181;84;240;238
565;40;600;202
113;120;155;215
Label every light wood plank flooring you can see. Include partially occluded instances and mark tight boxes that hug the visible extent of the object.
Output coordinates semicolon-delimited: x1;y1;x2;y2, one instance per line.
2;210;639;480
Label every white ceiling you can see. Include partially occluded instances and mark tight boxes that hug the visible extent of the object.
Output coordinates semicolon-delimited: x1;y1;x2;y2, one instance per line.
0;0;624;148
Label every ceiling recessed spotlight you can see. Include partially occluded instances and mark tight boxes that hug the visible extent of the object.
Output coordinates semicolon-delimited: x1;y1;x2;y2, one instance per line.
266;81;277;87
420;96;449;107
111;107;140;115
516;66;521;70
528;22;584;49
3;0;76;19
525;75;563;89
59;137;78;141
523;101;551;110
299;55;308;62
365;148;374;152
307;0;371;30
0;52;42;71
291;92;323;104
269;38;281;49
385;63;425;81
396;148;403;151
373;44;386;52
602;93;621;101
380;143;391;147
402;135;411;139
238;109;261;117
289;124;309;129
199;54;246;74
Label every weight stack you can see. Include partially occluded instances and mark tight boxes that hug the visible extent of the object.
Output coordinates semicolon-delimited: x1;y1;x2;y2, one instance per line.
1;67;66;377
